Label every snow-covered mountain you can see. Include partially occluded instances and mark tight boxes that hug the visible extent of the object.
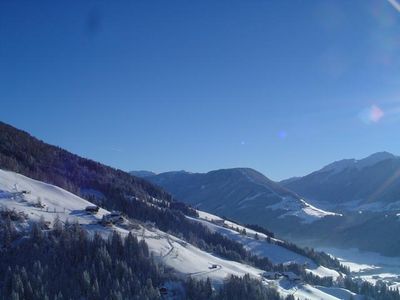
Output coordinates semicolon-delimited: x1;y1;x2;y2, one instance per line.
0;169;361;300
281;152;400;211
141;167;400;257
144;168;341;225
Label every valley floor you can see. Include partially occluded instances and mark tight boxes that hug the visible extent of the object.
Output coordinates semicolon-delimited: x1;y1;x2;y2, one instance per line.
318;247;400;291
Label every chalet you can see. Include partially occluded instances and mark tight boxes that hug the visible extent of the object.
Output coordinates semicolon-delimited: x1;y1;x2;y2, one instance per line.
209;264;218;269
103;211;124;224
212;219;225;226
282;272;301;282
100;217;113;227
262;272;282;280
34;201;45;208
85;205;99;214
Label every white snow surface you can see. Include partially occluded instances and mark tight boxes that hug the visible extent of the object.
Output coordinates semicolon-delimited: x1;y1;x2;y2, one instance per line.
319;247;400;291
194;210;341;280
267;197;342;223
0;169;360;300
0;169;110;225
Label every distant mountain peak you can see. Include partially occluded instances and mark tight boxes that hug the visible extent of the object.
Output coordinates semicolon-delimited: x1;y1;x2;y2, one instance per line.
130;170;157;178
281;151;400;211
357;151;396;168
320;151;397;174
207;167;266;178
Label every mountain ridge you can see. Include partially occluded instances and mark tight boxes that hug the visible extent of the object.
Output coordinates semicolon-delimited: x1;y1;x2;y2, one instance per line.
142;167;340;225
281;151;400;211
139;164;400;256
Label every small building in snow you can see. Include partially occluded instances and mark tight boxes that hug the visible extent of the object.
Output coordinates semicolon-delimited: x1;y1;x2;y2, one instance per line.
262;272;282;280
212;219;225;226
209;264;219;269
85;205;99;214
282;272;301;282
100;217;113;227
103;211;124;224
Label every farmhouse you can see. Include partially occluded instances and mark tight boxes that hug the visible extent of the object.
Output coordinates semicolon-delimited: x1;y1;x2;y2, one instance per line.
102;211;124;224
282;272;301;282
85;205;99;214
209;264;219;269
212;219;225;226
262;272;282;280
100;217;113;227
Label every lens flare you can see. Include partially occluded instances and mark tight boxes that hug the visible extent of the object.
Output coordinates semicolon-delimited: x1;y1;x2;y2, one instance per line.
388;0;400;13
370;105;384;122
359;105;384;124
277;130;288;140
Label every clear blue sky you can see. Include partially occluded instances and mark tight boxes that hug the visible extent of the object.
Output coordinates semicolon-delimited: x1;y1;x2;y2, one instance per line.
1;0;400;180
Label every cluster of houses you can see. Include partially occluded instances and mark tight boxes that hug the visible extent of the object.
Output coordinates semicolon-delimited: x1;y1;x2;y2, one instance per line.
84;206;124;227
101;211;124;226
262;271;301;283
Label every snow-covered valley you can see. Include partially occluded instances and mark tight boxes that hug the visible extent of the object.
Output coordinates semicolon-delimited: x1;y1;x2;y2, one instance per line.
319;247;400;291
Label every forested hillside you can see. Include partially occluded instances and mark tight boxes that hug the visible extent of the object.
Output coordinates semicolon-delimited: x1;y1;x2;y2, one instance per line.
0;122;172;206
0;219;284;300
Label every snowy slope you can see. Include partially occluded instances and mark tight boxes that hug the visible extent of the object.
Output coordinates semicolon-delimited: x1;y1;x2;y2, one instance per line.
0;169;110;225
193;211;341;279
134;225;264;284
0;169;264;283
0;169;359;300
267;198;342;223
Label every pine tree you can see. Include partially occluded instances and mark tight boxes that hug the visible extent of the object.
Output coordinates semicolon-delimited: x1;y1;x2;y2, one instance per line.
53;215;63;236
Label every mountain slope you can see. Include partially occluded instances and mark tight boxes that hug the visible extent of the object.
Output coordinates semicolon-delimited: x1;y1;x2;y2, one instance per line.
143;167;400;257
145;168;340;225
190;211;342;280
0;168;261;284
0;121;173;206
0;121;206;228
281;152;400;211
0;169;364;300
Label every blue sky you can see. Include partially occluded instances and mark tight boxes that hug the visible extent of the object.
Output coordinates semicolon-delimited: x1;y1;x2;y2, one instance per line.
1;0;400;180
